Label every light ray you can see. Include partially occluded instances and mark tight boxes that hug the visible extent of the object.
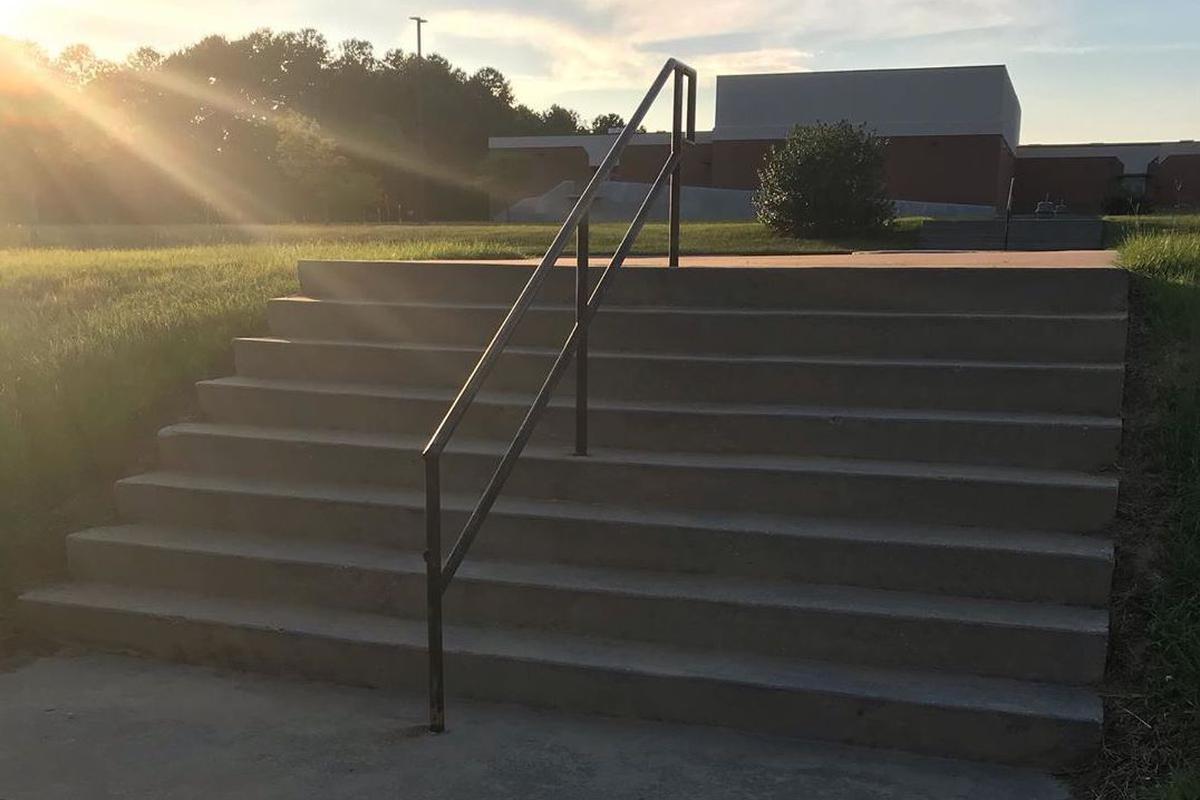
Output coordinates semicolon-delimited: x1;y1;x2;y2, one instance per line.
2;39;284;225
126;65;487;194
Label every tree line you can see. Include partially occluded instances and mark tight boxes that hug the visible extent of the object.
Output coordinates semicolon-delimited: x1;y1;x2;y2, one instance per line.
0;30;628;224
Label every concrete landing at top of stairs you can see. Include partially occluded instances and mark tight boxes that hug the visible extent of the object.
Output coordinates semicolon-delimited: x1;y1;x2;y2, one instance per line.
0;653;1072;800
470;250;1117;268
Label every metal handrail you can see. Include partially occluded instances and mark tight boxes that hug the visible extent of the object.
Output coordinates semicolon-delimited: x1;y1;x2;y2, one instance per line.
420;58;697;732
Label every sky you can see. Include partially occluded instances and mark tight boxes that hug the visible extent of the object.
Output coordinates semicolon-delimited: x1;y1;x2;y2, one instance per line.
3;0;1198;144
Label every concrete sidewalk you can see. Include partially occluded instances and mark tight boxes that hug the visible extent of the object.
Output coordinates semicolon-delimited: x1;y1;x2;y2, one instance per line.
0;653;1071;800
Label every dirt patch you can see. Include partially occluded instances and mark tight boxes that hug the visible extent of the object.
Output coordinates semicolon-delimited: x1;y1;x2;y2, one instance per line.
1071;276;1200;798
1070;281;1168;797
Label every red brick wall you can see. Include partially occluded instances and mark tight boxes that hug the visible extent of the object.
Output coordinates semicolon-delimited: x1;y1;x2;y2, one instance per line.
712;135;1012;209
494;147;591;203
1012;157;1124;213
610;142;713;186
884;135;1011;208
498;134;1016;211
710;140;775;191
1151;154;1200;208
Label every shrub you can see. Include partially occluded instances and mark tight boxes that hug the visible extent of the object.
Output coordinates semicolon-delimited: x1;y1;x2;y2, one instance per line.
753;121;895;237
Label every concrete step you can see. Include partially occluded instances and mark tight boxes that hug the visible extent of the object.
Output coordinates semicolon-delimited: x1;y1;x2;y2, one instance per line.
297;261;1128;313
197;377;1122;470
113;471;1114;606
18;582;1103;767
65;525;1109;683
155;423;1119;532
18;259;1128;770
266;297;1129;364
232;338;1126;417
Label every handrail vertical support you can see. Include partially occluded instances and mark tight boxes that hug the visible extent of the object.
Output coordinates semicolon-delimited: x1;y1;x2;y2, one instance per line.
424;455;446;733
686;70;697;142
1003;176;1015;251
668;69;684;268
575;214;590;456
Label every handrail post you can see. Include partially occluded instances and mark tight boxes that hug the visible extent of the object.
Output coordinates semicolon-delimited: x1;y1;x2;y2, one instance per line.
424;455;446;733
686;68;696;142
1003;176;1015;251
575;213;589;456
668;68;683;268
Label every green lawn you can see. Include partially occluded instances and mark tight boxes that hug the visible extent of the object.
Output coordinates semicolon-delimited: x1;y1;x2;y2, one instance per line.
1096;228;1200;799
0;219;924;254
0;244;293;592
1105;214;1200;248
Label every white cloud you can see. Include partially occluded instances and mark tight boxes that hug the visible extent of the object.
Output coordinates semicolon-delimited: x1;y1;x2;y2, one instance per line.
1021;41;1200;55
4;0;406;59
687;48;813;78
435;5;814;123
435;0;1056;112
584;0;1055;46
437;9;650;91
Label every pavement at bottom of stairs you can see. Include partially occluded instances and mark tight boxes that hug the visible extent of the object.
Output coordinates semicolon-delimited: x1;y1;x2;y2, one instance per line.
0;651;1073;800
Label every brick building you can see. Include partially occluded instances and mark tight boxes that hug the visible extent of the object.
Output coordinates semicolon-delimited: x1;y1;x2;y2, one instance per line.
489;65;1199;220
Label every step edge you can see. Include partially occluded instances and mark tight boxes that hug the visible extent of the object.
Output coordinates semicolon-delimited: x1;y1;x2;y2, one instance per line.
67;526;1111;633
234;336;1128;372
19;582;1103;723
158;421;1121;491
267;296;1130;323
197;376;1125;429
114;470;1117;560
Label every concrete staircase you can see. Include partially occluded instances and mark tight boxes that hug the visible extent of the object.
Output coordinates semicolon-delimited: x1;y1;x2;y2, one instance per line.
920;218;1106;251
20;261;1127;768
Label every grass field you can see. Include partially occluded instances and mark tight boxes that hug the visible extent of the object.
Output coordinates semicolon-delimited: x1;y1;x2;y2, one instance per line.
1097;229;1200;799
0;219;925;253
1105;214;1200;248
6;212;1189;252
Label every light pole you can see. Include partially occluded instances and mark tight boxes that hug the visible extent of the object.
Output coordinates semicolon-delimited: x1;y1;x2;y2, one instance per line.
410;15;428;222
409;16;427;58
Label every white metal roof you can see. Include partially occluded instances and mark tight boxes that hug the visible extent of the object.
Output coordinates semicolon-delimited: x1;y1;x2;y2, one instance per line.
713;65;1021;149
1016;141;1200;173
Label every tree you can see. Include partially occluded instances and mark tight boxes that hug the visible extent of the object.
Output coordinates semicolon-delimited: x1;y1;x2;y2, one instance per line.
275;111;378;221
333;39;376;71
54;44;115;87
469;67;514;107
477;150;530;213
0;28;595;223
125;47;163;72
590;113;625;133
589;113;645;134
0;38;56;223
540;104;584;135
753;121;894;237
